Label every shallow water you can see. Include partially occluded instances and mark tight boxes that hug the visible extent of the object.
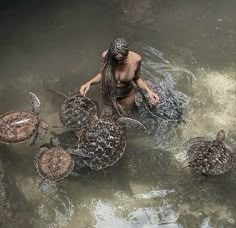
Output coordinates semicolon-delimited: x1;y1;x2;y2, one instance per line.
0;0;236;227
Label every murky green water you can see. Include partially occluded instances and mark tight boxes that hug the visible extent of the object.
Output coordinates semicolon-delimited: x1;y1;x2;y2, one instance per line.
0;0;236;227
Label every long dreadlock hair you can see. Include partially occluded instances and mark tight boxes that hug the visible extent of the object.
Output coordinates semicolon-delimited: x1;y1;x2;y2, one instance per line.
101;38;129;116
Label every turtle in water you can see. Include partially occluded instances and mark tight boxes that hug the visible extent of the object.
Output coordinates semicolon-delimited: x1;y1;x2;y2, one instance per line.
184;130;233;175
135;72;189;123
69;105;146;171
0;92;48;145
34;137;74;182
48;88;98;131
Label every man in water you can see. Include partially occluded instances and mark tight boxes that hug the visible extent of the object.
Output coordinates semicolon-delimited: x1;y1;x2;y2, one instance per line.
80;38;159;115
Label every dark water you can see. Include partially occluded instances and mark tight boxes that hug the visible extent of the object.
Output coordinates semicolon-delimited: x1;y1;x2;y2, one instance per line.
0;0;236;227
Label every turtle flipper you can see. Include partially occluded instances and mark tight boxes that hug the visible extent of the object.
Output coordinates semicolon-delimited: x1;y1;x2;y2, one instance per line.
71;158;87;173
183;137;209;148
117;117;146;131
47;88;67;98
29;92;41;115
34;147;48;166
68;148;90;171
30;120;48;146
68;148;92;158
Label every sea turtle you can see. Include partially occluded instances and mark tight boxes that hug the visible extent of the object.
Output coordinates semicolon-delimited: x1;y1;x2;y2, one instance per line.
69;105;146;171
34;137;74;182
48;89;98;131
135;72;189;123
0;92;48;145
184;130;233;175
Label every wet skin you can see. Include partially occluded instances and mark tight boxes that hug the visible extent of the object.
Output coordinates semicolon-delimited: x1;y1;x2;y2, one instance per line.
80;50;159;113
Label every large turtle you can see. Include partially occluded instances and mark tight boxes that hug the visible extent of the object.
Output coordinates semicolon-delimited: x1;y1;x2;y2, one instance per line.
135;72;189;123
69;105;146;171
34;137;74;182
0;92;48;145
48;89;98;131
184;130;233;175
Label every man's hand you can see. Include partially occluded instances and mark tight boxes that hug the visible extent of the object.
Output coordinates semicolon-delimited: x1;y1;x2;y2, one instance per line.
80;83;91;96
148;90;159;105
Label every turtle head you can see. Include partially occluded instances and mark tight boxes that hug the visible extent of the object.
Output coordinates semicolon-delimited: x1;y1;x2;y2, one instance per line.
39;120;49;131
51;137;61;147
216;130;225;142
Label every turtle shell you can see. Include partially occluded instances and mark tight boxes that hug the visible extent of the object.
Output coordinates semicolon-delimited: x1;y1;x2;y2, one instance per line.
60;94;98;130
35;146;74;182
76;118;126;170
186;138;232;175
0;111;39;143
135;78;188;122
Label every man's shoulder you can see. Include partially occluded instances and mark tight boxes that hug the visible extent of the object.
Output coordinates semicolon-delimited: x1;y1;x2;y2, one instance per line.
130;51;142;62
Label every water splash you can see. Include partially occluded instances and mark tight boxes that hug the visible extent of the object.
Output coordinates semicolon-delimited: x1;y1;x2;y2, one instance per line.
16;176;75;228
135;189;176;199
142;46;196;83
184;70;236;138
135;46;192;148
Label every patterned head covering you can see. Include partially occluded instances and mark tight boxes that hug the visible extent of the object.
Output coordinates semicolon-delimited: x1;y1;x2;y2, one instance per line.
110;38;129;57
101;38;129;116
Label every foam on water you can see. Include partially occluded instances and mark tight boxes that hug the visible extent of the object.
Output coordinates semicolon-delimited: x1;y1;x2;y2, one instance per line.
184;70;236;138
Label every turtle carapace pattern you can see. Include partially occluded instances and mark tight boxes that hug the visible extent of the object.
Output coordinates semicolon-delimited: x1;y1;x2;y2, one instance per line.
185;130;233;175
0;92;48;145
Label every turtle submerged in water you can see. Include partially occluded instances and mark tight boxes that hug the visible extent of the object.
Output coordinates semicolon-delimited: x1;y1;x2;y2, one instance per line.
184;130;233;175
34;137;74;182
0;92;48;145
68;105;146;171
135;72;189;123
48;88;98;131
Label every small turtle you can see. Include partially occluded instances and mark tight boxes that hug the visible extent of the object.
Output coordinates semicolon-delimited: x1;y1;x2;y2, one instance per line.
184;130;233;175
69;105;146;171
48;89;98;131
34;137;74;182
0;92;48;145
135;72;189;122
